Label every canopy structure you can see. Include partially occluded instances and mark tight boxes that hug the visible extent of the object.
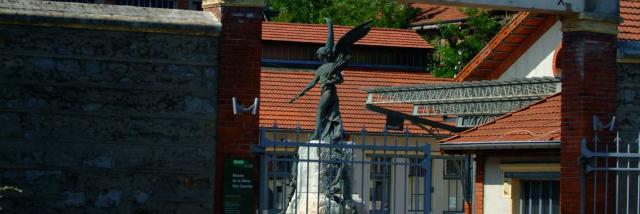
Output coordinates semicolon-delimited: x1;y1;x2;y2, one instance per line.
364;77;561;129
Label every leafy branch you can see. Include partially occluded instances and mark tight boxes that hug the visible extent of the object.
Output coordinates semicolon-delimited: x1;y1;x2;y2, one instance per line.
428;8;504;78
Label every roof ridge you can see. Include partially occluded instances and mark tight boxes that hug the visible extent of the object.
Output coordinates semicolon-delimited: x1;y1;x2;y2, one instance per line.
263;21;418;33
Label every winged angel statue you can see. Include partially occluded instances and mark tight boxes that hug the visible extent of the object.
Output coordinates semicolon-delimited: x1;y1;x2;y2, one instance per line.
285;18;372;214
289;18;372;144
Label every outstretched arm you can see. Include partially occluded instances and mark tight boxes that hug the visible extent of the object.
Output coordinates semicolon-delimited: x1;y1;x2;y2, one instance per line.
324;18;334;52
289;75;319;103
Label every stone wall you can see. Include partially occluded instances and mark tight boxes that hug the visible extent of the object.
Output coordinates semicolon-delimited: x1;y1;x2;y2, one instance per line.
0;0;221;213
617;63;640;141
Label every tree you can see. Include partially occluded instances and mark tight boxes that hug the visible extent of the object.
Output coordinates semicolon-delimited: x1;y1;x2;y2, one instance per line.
266;0;419;28
428;8;503;78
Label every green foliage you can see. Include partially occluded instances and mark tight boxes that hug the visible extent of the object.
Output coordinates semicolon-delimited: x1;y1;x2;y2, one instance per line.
266;0;419;28
0;186;22;210
429;8;503;78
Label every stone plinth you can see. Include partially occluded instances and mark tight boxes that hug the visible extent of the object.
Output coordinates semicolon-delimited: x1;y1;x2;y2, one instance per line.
285;140;366;214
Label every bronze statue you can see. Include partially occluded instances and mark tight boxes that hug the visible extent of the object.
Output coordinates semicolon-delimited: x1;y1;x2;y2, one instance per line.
289;18;372;144
286;18;371;214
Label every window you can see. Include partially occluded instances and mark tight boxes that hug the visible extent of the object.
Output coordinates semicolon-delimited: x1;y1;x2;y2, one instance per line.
443;159;462;179
519;180;560;214
267;154;296;212
441;158;466;213
262;42;432;70
408;158;426;177
370;157;391;214
408;158;425;213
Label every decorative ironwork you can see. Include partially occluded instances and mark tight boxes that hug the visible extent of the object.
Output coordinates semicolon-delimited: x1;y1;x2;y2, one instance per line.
580;115;640;214
366;77;560;105
413;96;544;116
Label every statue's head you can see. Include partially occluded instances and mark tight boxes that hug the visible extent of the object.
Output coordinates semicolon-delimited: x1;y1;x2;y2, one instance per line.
316;47;332;61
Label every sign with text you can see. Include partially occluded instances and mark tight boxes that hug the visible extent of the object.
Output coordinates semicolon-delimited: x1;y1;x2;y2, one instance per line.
223;158;254;214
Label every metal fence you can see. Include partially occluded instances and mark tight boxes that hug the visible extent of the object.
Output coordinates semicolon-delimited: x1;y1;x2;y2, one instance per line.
581;116;640;214
44;0;179;9
44;0;98;3
114;0;176;8
255;126;470;214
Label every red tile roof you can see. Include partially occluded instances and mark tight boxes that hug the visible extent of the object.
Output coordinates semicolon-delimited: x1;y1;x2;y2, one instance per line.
262;22;432;49
260;68;452;133
454;12;557;82
442;93;561;143
410;3;467;26
621;0;640;41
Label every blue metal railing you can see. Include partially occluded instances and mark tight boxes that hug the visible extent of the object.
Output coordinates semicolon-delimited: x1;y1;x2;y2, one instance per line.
256;126;436;214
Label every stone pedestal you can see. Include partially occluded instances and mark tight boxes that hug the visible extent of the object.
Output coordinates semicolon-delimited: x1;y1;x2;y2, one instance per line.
285;140;365;214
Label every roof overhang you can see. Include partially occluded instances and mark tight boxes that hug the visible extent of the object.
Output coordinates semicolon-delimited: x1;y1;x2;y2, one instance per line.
411;18;467;31
365;104;469;133
407;0;592;15
439;141;561;151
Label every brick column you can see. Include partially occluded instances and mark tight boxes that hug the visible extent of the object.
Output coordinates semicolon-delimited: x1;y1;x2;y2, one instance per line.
474;156;484;214
559;16;618;214
202;0;263;213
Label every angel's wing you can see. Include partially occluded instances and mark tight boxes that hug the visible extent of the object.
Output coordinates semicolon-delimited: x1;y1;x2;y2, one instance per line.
333;20;373;57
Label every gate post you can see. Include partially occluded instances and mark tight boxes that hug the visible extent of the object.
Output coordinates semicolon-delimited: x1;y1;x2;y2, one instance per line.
559;10;620;213
259;150;268;213
423;144;432;214
202;0;265;212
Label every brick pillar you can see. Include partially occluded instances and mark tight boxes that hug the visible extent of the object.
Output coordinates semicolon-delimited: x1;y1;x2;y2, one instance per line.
474;156;484;214
559;16;618;214
202;0;263;213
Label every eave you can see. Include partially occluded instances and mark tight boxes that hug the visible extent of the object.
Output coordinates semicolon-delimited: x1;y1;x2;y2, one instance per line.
454;12;558;81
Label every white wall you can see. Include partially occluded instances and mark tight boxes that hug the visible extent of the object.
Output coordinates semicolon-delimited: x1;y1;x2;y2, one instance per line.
483;156;560;214
483;157;512;214
498;21;562;80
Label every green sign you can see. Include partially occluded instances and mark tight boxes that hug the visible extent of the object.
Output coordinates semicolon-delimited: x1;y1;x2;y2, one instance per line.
223;158;254;214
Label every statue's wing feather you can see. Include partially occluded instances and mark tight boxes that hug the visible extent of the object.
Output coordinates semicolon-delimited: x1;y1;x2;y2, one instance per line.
333;20;373;56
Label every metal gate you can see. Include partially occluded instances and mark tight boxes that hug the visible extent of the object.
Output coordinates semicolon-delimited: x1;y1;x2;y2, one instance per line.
255;126;438;214
581;116;640;214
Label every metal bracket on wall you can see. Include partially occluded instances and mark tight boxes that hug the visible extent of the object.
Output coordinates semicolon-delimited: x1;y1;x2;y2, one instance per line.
232;97;259;116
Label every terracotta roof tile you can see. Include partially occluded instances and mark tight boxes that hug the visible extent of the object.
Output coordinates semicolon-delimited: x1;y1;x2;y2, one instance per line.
442;93;561;143
621;0;640;41
410;3;467;26
262;22;432;49
260;68;452;133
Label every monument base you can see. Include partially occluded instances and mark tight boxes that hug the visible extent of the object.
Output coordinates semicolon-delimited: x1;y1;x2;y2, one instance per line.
284;140;366;214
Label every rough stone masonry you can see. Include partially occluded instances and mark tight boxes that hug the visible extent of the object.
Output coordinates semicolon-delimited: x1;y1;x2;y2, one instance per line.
0;0;221;213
